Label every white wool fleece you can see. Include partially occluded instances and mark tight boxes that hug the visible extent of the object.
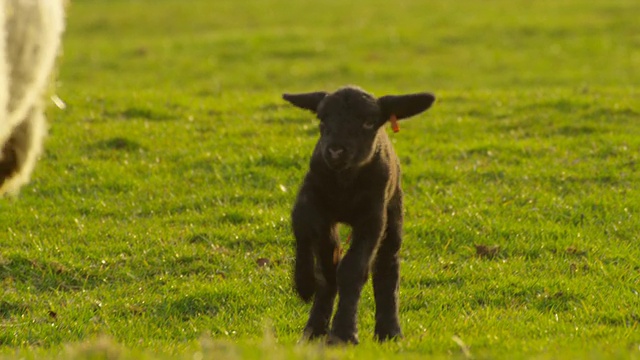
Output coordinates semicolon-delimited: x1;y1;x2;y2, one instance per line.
0;0;65;196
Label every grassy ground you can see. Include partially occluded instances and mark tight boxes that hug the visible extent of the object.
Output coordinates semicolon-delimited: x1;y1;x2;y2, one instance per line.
1;0;640;358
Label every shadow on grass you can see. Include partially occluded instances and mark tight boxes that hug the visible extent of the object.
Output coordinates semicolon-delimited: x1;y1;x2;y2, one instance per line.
0;254;104;293
473;284;583;312
153;289;245;321
90;137;146;152
0;299;29;319
103;105;176;122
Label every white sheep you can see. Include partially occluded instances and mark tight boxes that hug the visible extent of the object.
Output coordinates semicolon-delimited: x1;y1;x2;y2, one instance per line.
0;0;65;196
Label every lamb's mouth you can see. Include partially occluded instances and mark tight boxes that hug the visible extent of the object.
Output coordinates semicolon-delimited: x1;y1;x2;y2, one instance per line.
324;157;351;171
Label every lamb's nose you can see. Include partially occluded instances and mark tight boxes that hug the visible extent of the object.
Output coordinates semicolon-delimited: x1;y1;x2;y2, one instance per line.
328;146;345;159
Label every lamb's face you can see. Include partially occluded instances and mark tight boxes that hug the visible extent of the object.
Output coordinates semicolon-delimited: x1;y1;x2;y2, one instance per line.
316;89;384;171
283;86;436;172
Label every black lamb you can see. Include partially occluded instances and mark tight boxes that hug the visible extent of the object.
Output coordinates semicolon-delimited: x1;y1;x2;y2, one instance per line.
283;85;435;344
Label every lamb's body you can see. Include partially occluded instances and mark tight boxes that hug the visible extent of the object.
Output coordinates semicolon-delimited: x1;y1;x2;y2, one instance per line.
284;86;435;344
303;129;399;224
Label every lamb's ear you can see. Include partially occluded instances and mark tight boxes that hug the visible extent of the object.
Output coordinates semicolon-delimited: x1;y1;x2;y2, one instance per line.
282;91;328;113
377;93;436;120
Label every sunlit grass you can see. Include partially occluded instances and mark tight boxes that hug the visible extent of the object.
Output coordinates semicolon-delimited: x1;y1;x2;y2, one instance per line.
1;0;639;358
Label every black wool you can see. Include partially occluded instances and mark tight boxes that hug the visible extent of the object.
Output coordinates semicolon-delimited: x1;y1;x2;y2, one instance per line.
283;85;435;344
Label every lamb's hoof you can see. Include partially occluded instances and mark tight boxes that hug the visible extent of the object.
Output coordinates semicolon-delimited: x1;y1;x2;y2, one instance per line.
327;332;359;346
294;274;315;303
375;330;403;342
375;324;403;342
298;327;327;343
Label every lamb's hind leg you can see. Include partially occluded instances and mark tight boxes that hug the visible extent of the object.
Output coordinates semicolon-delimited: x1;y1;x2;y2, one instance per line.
330;208;387;345
372;195;403;341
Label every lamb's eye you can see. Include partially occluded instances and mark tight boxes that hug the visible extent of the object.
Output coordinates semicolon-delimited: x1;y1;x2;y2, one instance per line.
362;121;376;130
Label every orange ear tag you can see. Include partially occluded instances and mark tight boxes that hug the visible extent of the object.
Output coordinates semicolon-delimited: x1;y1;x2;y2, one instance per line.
390;114;400;133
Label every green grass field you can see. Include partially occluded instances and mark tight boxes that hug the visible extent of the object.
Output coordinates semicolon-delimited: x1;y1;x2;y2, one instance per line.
1;0;640;358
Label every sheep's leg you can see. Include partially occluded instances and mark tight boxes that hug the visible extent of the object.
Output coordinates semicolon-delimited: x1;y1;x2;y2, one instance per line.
329;208;386;345
302;225;339;340
292;195;338;340
0;137;18;186
372;194;403;341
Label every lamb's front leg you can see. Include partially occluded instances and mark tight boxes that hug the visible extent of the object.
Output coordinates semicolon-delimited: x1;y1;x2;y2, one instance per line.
372;193;403;341
292;195;338;341
329;209;386;345
303;225;339;340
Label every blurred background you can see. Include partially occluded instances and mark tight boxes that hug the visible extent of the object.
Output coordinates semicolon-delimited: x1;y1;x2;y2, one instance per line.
61;0;639;96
